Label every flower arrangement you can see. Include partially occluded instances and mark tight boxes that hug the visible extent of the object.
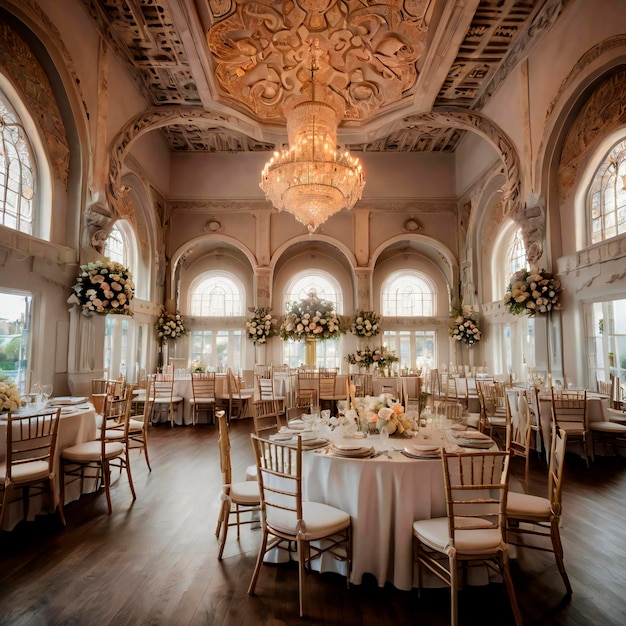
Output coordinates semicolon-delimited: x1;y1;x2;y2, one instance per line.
353;395;413;436
346;346;399;370
245;307;277;344
0;374;25;414
346;348;375;368
191;360;206;373
504;268;562;316
279;292;343;341
156;308;187;341
350;310;382;338
450;313;482;346
72;260;134;315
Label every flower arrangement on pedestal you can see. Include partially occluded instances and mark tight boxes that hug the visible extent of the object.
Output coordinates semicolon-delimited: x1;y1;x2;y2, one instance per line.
504;268;562;316
245;307;277;344
279;292;343;341
191;360;206;373
450;312;482;346
156;307;187;341
350;310;382;338
72;260;135;315
371;346;399;371
0;374;25;413
346;348;375;369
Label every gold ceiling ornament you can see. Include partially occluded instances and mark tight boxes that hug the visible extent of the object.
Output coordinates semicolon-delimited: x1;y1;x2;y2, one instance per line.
259;41;365;233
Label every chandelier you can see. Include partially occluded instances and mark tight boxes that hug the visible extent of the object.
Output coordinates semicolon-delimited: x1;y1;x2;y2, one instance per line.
260;46;365;233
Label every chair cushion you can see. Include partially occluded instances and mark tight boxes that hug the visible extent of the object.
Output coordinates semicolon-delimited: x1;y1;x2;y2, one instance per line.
488;416;507;426
128;418;144;432
558;422;586;434
0;460;50;483
266;501;350;540
604;408;626;423
246;465;258;481
62;441;125;462
506;491;551;519
190;398;215;405
97;428;125;440
589;421;626;433
227;480;260;505
413;516;502;555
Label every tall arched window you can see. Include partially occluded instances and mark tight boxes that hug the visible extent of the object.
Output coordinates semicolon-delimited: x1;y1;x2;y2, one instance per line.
382;272;435;317
189;272;246;371
282;271;343;368
505;228;527;290
588;138;626;244
103;223;147;383
0;91;35;235
381;271;437;371
191;274;244;316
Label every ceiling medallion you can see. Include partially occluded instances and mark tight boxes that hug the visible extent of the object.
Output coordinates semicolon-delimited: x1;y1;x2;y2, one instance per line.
260;41;365;233
403;218;422;232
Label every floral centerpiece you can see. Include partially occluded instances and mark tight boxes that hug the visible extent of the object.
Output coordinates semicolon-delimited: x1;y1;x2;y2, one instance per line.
504;268;562;316
370;346;399;371
353;395;413;436
191;360;206;373
450;313;482;346
350;310;382;338
156;308;187;341
0;374;25;414
72;260;134;315
279;292;343;341
245;307;277;344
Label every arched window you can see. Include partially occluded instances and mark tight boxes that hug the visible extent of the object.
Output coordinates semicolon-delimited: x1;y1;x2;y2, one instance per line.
505;228;527;291
104;224;126;265
588;138;626;244
282;271;343;368
189;272;246;372
0;91;35;235
190;274;245;317
382;272;435;316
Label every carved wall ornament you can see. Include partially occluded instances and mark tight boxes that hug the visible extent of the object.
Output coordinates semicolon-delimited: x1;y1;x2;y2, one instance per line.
558;68;626;198
83;202;113;254
206;0;429;122
512;194;546;266
205;218;223;233
403;218;422;232
0;24;70;188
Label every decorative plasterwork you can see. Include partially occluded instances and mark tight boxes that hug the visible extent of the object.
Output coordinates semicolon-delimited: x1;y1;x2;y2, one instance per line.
349;123;462;152
557;233;626;275
470;0;573;111
206;0;430;122
546;34;626;121
405;108;522;216
558;68;626;197
161;125;274;151
0;24;70;187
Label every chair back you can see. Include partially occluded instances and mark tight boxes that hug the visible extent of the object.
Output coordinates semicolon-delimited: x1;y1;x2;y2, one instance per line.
442;450;510;547
439;401;463;422
250;435;303;532
551;388;587;431
402;376;422;411
102;388;133;441
149;373;175;402
597;379;612;396
256;374;275;401
318;369;337;399
227;368;243;397
352;373;372;397
548;424;568;516
509;389;531;454
296;370;319;407
217;411;232;486
253;400;281;437
91;378;109;394
191;371;216;401
106;377;125;399
4;408;61;482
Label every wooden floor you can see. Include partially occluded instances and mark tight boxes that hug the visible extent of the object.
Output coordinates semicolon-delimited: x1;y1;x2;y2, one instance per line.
1;420;626;626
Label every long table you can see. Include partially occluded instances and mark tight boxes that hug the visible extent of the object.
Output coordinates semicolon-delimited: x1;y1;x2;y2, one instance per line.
0;403;97;530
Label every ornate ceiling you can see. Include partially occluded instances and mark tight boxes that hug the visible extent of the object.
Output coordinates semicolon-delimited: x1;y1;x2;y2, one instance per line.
79;0;569;152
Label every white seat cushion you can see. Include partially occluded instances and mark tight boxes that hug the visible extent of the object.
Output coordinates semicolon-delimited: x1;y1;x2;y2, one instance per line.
266;501;350;540
62;440;125;462
97;428;125;440
506;491;551;518
227;480;260;505
413;516;502;555
488;416;507;426
0;460;50;483
190;398;215;404
246;464;258;481
589;421;626;433
558;422;586;434
128;418;144;432
604;408;626;423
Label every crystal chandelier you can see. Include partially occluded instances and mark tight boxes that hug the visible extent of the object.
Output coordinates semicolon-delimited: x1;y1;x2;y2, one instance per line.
260;46;365;233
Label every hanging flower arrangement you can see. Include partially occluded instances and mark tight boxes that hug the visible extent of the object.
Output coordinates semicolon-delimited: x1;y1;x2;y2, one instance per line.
504;268;562;316
450;313;482;346
279;292;343;341
156;307;187;341
245;307;277;344
72;260;135;315
350;310;382;338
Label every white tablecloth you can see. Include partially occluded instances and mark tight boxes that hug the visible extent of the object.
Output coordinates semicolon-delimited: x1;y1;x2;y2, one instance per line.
301;429;458;590
1;404;97;530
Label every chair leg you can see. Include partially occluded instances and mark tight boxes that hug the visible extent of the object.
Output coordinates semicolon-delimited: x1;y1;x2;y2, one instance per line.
551;520;573;595
125;450;136;500
102;460;113;514
449;553;458;626
297;537;306;618
0;485;13;530
248;527;270;595
50;478;66;526
142;431;152;471
217;500;231;560
501;551;523;626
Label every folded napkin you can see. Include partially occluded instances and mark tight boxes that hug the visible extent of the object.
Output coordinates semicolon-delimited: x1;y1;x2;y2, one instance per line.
48;396;89;406
457;437;494;449
403;444;440;458
452;430;491;440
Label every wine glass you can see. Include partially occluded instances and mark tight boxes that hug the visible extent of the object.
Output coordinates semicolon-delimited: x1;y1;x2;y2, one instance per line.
41;384;53;404
379;424;389;448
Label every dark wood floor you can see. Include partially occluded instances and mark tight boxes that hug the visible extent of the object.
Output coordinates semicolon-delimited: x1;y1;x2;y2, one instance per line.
1;420;626;626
